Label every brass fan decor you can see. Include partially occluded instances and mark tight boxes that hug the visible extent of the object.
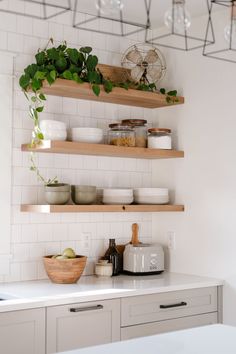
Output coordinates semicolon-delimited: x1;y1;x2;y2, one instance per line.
121;43;167;86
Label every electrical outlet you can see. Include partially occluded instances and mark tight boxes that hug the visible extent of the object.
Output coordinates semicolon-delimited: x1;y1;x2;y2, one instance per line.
81;232;91;250
167;231;176;250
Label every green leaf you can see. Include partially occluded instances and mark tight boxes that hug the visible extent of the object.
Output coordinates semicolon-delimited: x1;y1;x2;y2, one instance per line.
50;70;56;81
87;70;98;83
31;96;37;102
78;52;85;65
80;46;92;54
149;83;156;91
46;48;59;61
55;57;68;73
31;78;42;92
66;48;79;65
36;132;44;140
36;106;44;112
72;72;83;83
34;71;46;80
46;73;54;86
24;64;38;78
39;93;46;101
62;70;73;80
167;90;177;97
35;51;46;66
160;88;166;95
104;80;113;93
92;84;100;96
19;74;30;90
86;55;98;71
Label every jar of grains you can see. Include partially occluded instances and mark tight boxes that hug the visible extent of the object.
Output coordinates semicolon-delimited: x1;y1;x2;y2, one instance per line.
108;124;135;147
121;119;147;147
148;128;172;149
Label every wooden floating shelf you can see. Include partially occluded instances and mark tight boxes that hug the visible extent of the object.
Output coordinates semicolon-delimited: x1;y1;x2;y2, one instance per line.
40;79;184;109
21;141;184;160
21;204;185;213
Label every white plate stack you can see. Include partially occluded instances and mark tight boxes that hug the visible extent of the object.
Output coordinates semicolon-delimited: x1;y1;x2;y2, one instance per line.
71;128;103;144
102;189;133;205
40;120;67;141
134;188;169;205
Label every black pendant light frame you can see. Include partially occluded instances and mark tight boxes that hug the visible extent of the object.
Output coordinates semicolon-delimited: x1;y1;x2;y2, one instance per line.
146;0;214;51
0;0;72;20
203;0;236;63
73;0;152;37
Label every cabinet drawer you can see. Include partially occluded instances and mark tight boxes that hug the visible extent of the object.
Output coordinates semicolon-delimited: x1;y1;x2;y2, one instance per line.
47;299;120;353
121;287;217;326
121;312;218;340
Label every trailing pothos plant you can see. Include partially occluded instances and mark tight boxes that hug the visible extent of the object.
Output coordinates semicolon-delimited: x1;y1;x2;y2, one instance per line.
19;39;178;146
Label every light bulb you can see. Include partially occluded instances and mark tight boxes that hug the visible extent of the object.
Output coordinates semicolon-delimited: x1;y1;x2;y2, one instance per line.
164;0;191;35
96;0;124;15
224;19;236;47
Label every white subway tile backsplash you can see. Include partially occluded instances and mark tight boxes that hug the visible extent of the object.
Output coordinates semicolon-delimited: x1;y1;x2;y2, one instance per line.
3;10;154;283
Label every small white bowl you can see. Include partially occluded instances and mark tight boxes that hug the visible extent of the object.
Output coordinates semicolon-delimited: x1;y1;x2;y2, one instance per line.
103;196;134;205
103;188;133;197
71;128;104;144
134;188;169;196
40;120;67;131
134;188;169;205
41;129;67;141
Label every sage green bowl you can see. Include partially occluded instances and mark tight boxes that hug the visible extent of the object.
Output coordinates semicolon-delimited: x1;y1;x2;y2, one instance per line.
71;185;97;205
45;184;70;205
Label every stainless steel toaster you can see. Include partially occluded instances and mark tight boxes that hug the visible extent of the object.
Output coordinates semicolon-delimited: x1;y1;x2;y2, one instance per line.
123;243;164;275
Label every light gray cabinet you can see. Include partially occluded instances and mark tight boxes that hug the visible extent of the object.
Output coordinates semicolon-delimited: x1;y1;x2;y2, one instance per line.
0;308;45;354
121;286;219;341
46;299;120;353
121;312;218;340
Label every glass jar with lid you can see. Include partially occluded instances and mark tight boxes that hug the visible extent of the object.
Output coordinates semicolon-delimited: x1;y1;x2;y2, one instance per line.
108;124;135;147
148;128;172;149
121;119;147;147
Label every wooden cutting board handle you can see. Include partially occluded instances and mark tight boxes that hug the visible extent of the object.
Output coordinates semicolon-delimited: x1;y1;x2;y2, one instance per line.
131;223;140;245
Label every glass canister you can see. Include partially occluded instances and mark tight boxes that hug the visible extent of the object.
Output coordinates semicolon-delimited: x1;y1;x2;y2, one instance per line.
148;128;172;149
121;119;147;147
108;124;135;147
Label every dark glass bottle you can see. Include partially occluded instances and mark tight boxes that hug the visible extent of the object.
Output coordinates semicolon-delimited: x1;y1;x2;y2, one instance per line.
104;239;121;276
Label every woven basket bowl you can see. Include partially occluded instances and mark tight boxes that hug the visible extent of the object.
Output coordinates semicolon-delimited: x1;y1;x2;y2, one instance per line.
43;255;87;284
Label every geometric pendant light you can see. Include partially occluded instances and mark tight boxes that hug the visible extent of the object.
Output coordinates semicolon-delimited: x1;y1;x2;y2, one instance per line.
73;0;152;37
203;0;236;63
146;0;214;51
0;0;72;20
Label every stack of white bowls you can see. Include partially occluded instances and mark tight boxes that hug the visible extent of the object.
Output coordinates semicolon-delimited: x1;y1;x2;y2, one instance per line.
134;188;169;205
40;120;67;141
71;127;103;144
103;189;133;205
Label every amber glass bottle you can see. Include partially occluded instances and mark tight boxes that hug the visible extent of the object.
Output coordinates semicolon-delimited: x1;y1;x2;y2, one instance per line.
104;239;122;276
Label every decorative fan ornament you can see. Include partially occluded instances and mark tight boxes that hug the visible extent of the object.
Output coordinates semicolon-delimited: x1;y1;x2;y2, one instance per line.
121;43;166;86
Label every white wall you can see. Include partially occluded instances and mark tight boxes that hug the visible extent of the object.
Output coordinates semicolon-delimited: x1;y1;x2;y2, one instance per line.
151;14;236;325
0;9;155;282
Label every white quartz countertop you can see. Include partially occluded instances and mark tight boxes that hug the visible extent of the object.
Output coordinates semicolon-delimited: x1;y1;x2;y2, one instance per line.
60;325;236;354
0;272;223;313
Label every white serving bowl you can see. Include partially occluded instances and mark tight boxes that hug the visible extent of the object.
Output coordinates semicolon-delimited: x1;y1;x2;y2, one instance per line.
40;120;67;131
41;129;67;141
71;128;104;144
134;188;169;205
103;188;133;205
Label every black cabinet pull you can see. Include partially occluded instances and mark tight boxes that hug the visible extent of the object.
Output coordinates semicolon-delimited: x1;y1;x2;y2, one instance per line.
69;305;104;313
160;301;187;309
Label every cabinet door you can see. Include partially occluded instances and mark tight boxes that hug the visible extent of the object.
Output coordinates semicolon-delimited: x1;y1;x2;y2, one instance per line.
47;299;120;353
0;308;45;354
121;312;218;340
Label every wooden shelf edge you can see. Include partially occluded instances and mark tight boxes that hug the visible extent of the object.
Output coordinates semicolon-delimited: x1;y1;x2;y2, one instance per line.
21;141;184;160
40;79;184;109
20;204;185;213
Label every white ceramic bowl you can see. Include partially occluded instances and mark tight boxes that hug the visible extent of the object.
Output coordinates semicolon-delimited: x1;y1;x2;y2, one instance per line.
103;188;133;205
71;128;103;144
40;120;67;131
41;129;67;141
134;188;169;205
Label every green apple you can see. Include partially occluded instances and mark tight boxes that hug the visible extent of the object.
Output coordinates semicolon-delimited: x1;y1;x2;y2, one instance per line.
56;255;68;260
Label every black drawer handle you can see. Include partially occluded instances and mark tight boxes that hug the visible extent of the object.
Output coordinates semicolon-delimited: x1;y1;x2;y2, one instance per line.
160;301;187;309
69;305;104;313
